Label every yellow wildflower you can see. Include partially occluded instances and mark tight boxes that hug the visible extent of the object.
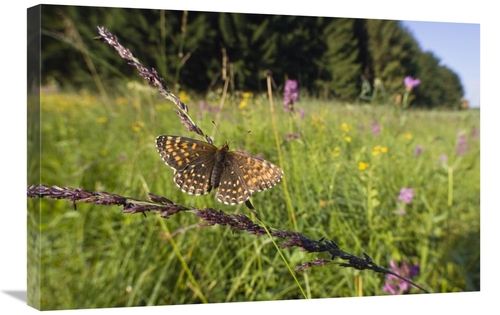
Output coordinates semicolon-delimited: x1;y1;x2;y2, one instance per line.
238;100;247;109
116;97;128;106
341;122;350;133
402;132;413;140
131;121;144;132
96;117;108;124
358;162;369;171
311;116;325;131
178;91;191;103
372;145;388;156
242;91;254;99
332;146;341;157
345;136;352;143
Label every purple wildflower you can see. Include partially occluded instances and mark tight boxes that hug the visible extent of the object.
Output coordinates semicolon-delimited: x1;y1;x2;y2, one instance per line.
470;127;480;138
198;101;220;114
395;209;407;216
439;154;448;163
404;76;421;91
299;108;306;119
283;79;299;112
370;121;381;136
414;145;423;156
398;188;414;204
383;260;420;295
455;134;469;156
285;133;300;141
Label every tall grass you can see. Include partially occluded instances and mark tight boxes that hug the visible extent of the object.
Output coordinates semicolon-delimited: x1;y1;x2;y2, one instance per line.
29;86;479;309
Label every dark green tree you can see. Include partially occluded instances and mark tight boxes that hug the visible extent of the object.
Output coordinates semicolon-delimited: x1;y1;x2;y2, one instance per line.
365;20;421;103
317;18;362;100
413;51;443;108
436;66;464;109
38;5;465;109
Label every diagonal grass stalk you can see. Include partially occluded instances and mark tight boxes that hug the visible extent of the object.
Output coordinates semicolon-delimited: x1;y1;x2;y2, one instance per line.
259;219;308;299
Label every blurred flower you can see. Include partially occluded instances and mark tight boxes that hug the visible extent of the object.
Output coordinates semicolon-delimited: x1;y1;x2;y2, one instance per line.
283;79;299;112
96;116;108;124
470;127;480;138
398;188;414;204
311;116;325;131
402;76;421;109
299;108;306;119
238;100;248;109
370;120;381;136
404;76;421;91
394;209;407;215
359;123;365;132
341;122;350;133
285;133;300;141
318;200;328;208
344;136;352;143
332;146;341;157
414;145;423;156
372;145;388;156
131;121;144;132
395;93;402;105
199;101;209;111
199;101;220;114
178;90;191;103
239;91;253;109
119;152;127;163
383;260;420;295
358;162;369;171
242;91;253;99
439;154;448;163
455;134;469;156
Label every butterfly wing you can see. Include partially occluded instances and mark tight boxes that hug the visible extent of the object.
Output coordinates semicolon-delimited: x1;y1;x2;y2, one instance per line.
215;151;284;205
156;135;218;195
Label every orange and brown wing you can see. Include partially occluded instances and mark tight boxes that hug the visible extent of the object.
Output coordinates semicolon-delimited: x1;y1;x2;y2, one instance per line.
155;135;218;195
215;151;283;205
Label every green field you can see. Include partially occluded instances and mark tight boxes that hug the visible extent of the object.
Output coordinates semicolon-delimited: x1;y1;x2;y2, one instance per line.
28;90;480;310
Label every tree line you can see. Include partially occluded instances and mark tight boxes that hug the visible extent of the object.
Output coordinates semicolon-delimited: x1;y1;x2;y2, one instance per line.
39;5;464;109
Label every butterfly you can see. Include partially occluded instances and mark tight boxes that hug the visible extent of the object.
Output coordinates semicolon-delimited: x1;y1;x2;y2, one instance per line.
155;135;283;205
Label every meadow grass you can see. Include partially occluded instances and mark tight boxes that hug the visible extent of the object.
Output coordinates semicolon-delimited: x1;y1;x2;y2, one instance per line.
28;89;480;309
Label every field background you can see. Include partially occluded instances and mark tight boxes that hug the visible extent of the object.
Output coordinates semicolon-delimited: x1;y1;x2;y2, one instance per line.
26;5;480;311
28;89;479;310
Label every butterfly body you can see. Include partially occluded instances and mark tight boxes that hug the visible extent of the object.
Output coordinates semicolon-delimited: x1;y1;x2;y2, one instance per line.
155;135;283;205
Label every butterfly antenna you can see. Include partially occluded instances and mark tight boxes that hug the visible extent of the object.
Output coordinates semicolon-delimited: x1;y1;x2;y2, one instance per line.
212;121;250;145
228;130;251;146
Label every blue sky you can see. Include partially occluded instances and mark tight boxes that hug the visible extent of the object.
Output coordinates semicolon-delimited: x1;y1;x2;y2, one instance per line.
400;21;480;107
